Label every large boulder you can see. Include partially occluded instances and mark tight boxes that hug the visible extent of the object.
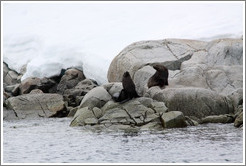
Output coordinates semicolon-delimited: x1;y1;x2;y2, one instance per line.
5;93;67;119
107;38;243;128
108;39;207;82
107;38;243;97
145;87;234;118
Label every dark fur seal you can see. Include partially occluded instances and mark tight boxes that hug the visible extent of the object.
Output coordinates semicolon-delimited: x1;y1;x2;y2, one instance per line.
115;71;139;103
147;64;169;88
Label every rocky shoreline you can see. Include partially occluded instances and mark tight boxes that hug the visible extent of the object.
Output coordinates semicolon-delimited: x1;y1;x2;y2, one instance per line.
3;37;243;131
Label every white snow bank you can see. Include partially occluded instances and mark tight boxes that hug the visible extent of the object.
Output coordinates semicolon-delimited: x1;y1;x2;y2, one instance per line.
2;2;244;84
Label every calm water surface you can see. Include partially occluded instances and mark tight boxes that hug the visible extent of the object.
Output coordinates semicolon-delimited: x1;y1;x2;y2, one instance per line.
2;118;244;163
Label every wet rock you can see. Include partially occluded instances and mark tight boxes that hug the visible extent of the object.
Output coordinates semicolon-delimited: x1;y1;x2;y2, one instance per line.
3;107;19;121
70;107;96;126
200;114;235;124
185;116;199;126
227;88;243;111
234;111;243;128
234;105;243;128
234;105;243;118
6;93;67;119
161;111;187;128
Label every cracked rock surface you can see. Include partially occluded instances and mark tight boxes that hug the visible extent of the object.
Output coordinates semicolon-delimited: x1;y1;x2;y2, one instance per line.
5;93;67;119
107;38;243;96
70;84;189;131
105;38;243;129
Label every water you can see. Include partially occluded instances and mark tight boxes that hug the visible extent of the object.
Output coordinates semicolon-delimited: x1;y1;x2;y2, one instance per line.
2;118;244;164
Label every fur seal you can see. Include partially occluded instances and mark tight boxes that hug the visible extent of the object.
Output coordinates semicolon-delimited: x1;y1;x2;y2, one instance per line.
115;71;139;103
147;64;169;89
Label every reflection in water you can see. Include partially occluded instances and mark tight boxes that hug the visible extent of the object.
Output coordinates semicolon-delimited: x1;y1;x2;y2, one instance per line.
3;118;243;163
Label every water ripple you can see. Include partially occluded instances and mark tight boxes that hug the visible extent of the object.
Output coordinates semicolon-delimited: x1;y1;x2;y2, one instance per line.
3;118;243;163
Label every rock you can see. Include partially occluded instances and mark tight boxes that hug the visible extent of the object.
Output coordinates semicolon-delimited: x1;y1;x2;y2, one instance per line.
146;87;233;118
71;38;243;131
19;77;41;94
133;65;155;96
3;91;11;107
106;82;123;97
70;107;96;126
107;38;243;96
71;95;172;131
99;107;131;125
4;84;20;96
200;114;235;124
29;89;43;94
169;66;209;89
67;107;79;117
234;111;243;128
38;77;57;93
3;62;21;85
204;65;243;95
185;116;199;126
18;76;57;95
5;93;67;119
57;68;85;94
79;86;112;109
227;89;243;111
206;38;243;66
234;105;243;118
161;111;187;128
150;101;168;113
4;84;17;93
3;107;19;121
234;105;243;128
11;84;20;96
71;81;234;131
3;62;8;79
108;39;207;82
63;79;98;107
